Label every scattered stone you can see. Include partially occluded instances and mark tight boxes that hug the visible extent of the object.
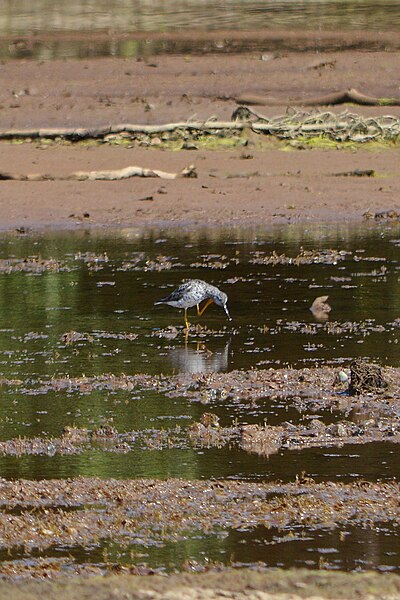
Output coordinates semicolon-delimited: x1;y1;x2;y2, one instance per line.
181;141;198;150
333;369;349;386
332;169;375;177
365;209;400;221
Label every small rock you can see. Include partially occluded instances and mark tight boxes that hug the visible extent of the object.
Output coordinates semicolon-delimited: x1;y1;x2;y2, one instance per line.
310;295;331;321
181;141;198;150
333;370;349;386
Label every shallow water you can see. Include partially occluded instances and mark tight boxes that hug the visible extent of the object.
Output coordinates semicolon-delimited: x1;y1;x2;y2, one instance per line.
80;523;400;572
2;523;399;573
0;222;400;572
2;0;400;59
0;223;399;383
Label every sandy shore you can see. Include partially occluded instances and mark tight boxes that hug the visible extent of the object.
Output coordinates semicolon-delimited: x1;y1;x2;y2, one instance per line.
0;49;400;231
2;142;400;231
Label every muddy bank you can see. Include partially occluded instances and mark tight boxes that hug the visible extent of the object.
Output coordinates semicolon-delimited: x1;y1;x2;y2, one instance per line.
2;51;400;129
1;140;400;230
1;363;399;457
0;477;399;577
1;46;400;594
3;569;400;600
0;51;400;229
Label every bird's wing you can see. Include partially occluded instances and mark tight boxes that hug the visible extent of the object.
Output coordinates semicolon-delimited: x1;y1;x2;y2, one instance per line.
156;280;193;303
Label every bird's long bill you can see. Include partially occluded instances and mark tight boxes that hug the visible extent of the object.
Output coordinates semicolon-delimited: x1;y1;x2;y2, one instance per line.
224;304;232;321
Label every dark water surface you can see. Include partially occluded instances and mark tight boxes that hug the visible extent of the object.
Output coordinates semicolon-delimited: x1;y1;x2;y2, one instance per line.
0;222;400;572
0;223;399;383
2;0;400;59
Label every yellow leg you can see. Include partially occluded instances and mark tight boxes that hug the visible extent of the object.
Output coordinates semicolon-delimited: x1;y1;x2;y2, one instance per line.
198;298;214;316
184;307;190;330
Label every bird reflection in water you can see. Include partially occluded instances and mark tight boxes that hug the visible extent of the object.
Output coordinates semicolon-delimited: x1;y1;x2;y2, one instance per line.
168;339;231;374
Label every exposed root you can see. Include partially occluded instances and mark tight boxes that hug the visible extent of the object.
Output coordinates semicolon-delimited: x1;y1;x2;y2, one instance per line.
349;359;388;395
232;107;400;142
0;109;400;144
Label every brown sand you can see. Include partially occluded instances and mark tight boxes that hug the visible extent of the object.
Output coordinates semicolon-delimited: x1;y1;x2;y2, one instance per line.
1;49;400;230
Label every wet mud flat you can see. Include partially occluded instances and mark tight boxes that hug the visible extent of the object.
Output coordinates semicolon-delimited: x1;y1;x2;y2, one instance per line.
1;364;400;586
1;476;400;585
1;32;400;597
1;50;400;230
0;223;399;587
1;363;400;457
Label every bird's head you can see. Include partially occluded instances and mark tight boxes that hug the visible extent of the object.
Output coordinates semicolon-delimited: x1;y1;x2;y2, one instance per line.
213;291;232;321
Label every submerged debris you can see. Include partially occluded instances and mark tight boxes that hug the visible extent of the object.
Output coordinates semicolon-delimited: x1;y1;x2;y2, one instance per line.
250;248;349;266
0;477;400;563
199;412;220;428
0;257;63;273
61;330;93;345
349;359;388;395
364;209;400;221
310;295;332;321
240;424;283;456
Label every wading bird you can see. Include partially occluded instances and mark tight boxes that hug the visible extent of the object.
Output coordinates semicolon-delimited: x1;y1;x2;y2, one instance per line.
155;279;231;330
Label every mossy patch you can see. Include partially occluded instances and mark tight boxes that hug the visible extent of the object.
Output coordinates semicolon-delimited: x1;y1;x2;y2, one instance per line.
2;130;399;151
282;135;399;151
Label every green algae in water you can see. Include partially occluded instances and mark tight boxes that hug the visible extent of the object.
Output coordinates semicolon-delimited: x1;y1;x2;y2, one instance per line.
1;224;400;574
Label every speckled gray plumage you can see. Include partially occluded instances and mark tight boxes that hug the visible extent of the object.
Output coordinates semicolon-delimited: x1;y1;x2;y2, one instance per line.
155;279;231;322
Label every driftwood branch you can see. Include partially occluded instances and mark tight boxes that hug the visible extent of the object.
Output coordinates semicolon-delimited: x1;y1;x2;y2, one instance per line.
0;164;197;182
231;108;400;142
235;88;400;107
0;107;399;145
0;122;242;140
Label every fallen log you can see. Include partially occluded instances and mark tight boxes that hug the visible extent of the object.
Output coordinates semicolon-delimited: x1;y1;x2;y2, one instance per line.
0;121;240;140
0;111;399;144
0;164;197;182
